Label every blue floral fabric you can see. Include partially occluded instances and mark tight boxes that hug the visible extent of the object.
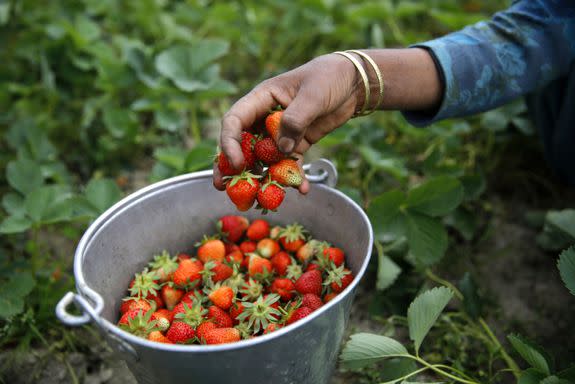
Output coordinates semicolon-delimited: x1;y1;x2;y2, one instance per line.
403;0;575;125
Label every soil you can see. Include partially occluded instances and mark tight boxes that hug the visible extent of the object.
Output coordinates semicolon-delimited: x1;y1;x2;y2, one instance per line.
2;155;575;383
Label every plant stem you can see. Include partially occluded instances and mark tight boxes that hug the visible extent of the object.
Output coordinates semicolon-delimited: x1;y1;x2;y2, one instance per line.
379;366;431;384
425;269;464;300
189;103;201;144
479;317;521;378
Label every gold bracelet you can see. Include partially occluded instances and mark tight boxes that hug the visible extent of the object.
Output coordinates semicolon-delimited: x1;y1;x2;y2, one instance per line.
347;50;384;114
333;51;371;117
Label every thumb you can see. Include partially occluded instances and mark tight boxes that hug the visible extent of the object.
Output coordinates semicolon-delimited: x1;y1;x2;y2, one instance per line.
278;85;325;153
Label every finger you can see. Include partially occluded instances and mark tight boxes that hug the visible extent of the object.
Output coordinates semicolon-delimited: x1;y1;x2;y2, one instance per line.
279;83;327;154
213;163;226;191
221;82;290;169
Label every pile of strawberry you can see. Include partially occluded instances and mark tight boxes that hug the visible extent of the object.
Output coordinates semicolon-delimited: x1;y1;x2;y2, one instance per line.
216;110;303;213
117;215;354;345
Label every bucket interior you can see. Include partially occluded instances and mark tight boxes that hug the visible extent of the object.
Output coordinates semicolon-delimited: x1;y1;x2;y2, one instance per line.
79;176;372;323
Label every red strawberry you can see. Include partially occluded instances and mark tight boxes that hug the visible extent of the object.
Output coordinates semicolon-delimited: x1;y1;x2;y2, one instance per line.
257;180;285;213
236;294;281;333
218;215;249;243
270;278;295;301
323;247;345;267
151;312;171;332
246;219;270;241
166;321;195;344
323;292;338;303
120;298;152;315
240;240;257;254
306;263;321;272
148;330;173;344
263;323;282;334
203;328;241;345
269;159;303;188
161;285;184;311
265;110;282;141
208;305;234;328
224;242;240;254
255;137;284;165
197;238;226;263
301;294;323;311
217;151;241;177
225;172;260;211
128;269;160;299
271;251;291;276
229;301;245;323
239;278;264;301
172;259;203;288
225;249;244;265
279;223;307;252
296;240;322;263
118;309;157;338
196;321;218;342
240;131;257;170
248;254;273;279
330;270;353;293
294;270;323;296
270;226;282;240
176;252;191;262
208;286;235;310
256;238;280;258
148;250;178;283
118;308;145;326
287;306;313;325
202;260;234;283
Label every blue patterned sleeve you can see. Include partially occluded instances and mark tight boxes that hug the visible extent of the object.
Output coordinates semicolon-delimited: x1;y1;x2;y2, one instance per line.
403;0;575;126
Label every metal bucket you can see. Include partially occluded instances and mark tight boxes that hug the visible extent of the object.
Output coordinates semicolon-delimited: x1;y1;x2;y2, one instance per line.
56;159;373;384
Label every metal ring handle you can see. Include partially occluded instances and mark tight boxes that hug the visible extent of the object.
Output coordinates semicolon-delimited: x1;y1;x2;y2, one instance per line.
55;285;105;326
303;158;338;188
56;292;91;326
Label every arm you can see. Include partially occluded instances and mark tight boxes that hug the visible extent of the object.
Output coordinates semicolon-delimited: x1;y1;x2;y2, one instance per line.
404;0;575;126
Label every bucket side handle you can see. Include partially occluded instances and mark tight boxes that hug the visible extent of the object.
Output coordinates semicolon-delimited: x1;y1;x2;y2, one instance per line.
55;285;105;326
303;158;338;188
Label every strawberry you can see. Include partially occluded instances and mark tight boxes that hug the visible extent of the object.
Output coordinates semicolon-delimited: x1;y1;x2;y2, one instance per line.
118;309;158;338
166;321;196;344
265;110;282;141
217;151;241;177
287;306;314;325
323;292;338;303
145;291;164;310
218;215;249;243
294;270;323;296
269;159;303;188
229;301;245;323
270;278;295;301
255;137;284;165
256;180;285;213
301;294;323;311
225;249;244;265
148;330;173;344
296;240;323;263
237;294;281;333
201;260;233;283
197;238;226;263
208;305;234;328
151;311;171;332
225;172;260;211
203;328;241;345
285;262;303;281
120;298;152;315
240;131;257;170
279;223;307;252
323;247;345;267
248;254;273;280
246;219;270;241
224;242;241;255
328;266;353;293
263;323;282;334
256;238;280;258
208;285;235;310
129;268;160;299
176;253;191;262
196;321;217;342
239;278;264;301
172;259;203;288
270;226;282;240
271;251;291;276
172;301;207;329
161;285;184;311
148;250;178;282
240;240;257;254
118;308;146;326
306;263;321;272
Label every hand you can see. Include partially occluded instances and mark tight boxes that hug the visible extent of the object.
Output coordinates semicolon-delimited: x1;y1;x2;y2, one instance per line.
213;53;362;194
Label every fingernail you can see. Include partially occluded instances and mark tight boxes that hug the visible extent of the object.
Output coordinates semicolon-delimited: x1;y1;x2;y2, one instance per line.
278;137;295;153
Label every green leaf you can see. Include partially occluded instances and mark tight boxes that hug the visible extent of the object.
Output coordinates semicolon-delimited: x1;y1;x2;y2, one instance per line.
558;365;575;381
377;252;401;291
85;178;122;214
444;207;478;241
458;272;482;319
406;212;448;266
2;193;25;216
367;190;406;237
154;146;188;171
155;41;229;92
340;333;409;369
0;272;35;319
102;106;138;139
407;287;453;353
558;246;575;296
406;176;464;216
508;334;553;375
358;145;408;180
24;185;73;224
0;215;32;234
460;174;486;201
379;358;418;382
6;158;44;195
546;210;575;241
540;376;572;384
518;369;547;384
185;141;218;172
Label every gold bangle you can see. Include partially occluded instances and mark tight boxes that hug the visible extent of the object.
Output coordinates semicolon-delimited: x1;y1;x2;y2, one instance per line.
347;50;384;114
333;51;371;117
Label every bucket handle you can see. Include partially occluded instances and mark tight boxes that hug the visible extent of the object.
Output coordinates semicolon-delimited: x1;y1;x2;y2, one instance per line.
303;158;338;187
55;285;105;326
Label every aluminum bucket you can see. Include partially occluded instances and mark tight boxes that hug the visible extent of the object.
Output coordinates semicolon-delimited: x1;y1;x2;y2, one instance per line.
56;159;373;384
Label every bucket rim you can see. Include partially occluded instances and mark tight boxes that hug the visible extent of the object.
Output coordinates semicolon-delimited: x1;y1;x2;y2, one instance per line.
74;168;374;352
